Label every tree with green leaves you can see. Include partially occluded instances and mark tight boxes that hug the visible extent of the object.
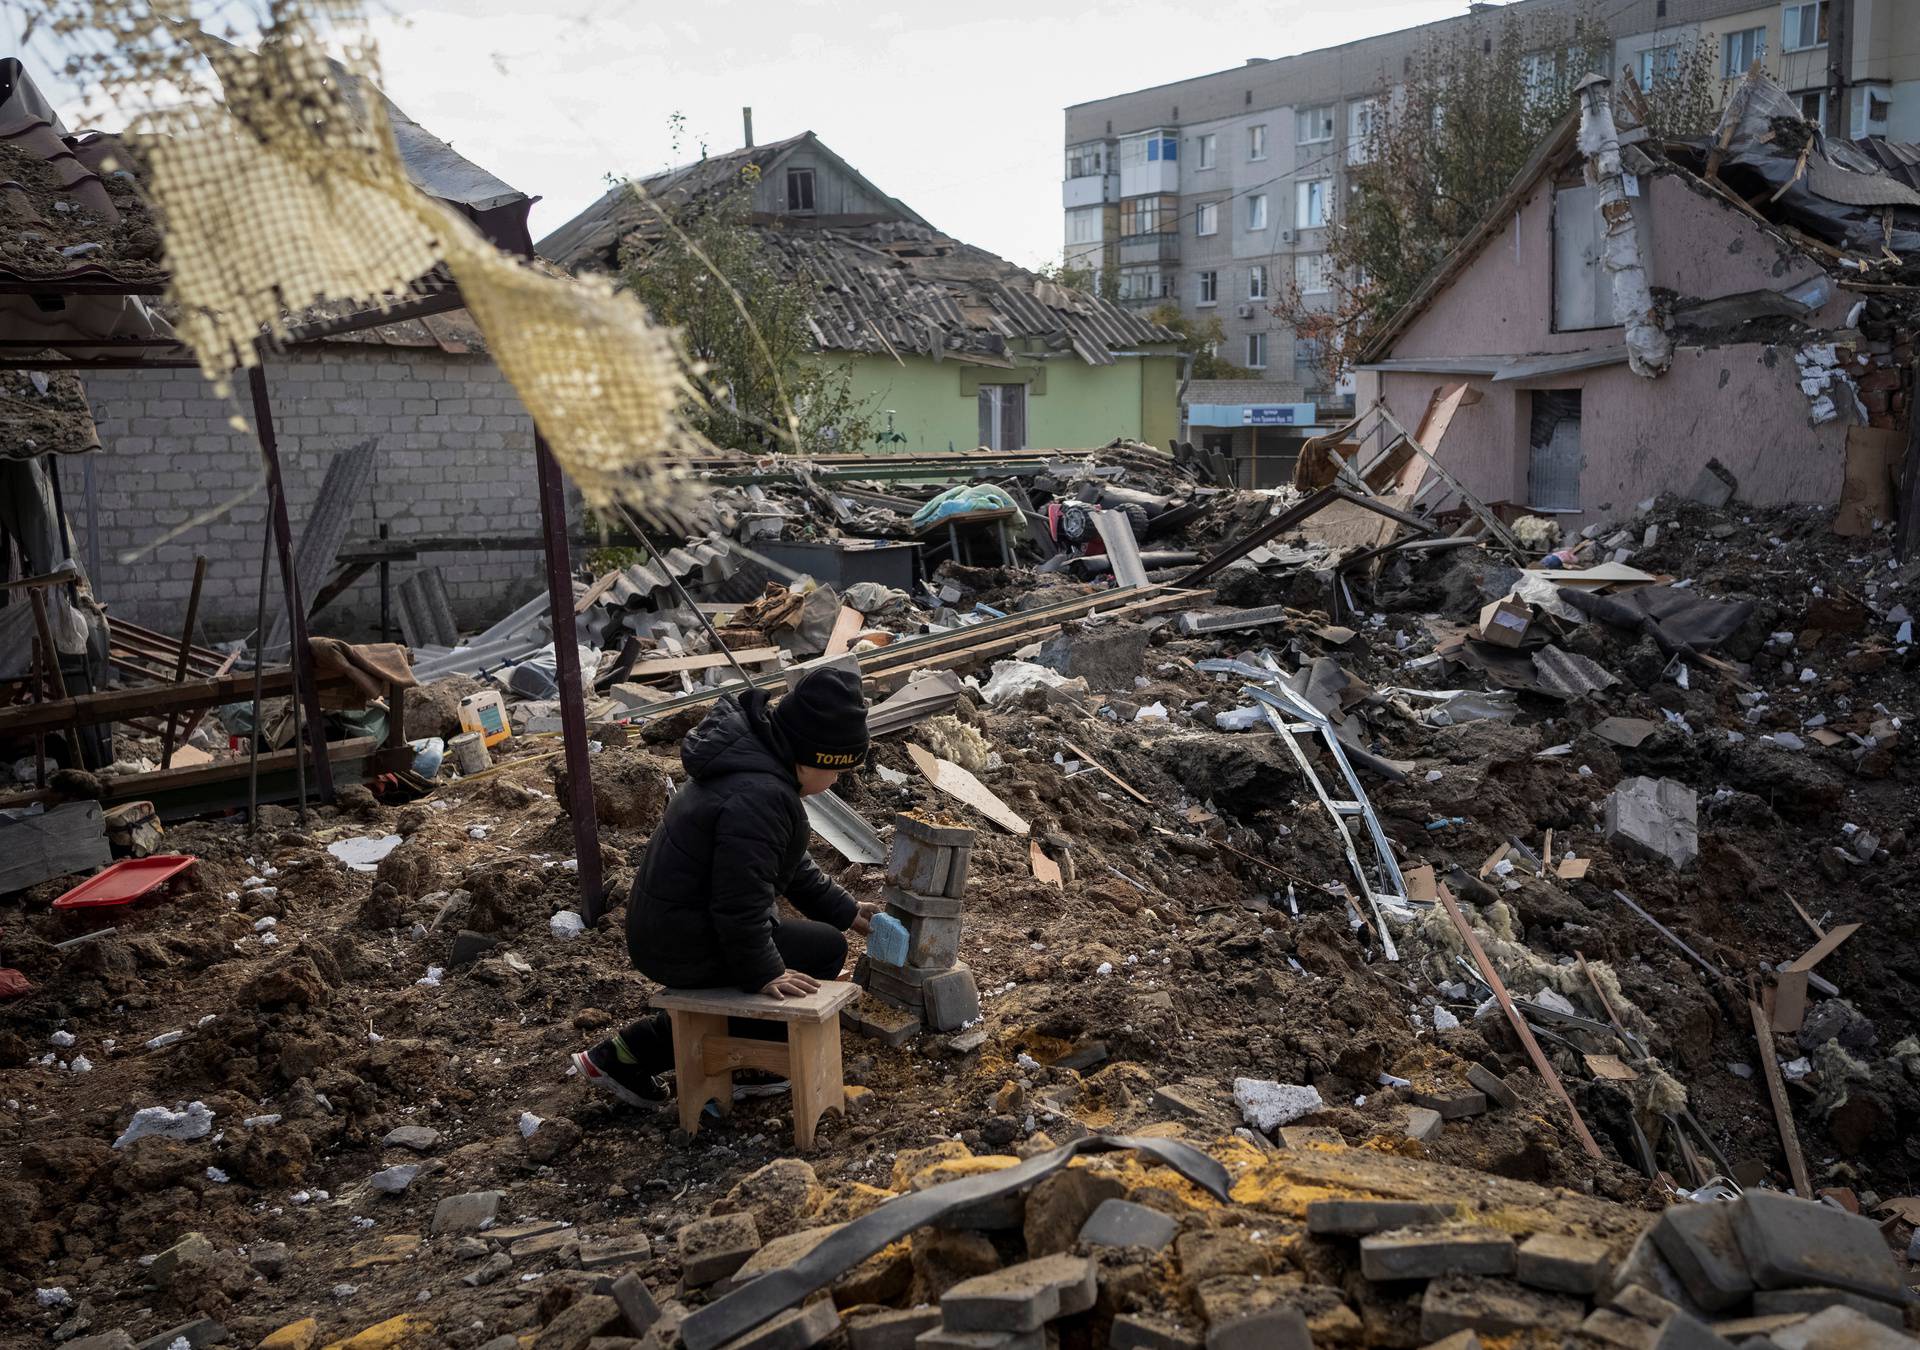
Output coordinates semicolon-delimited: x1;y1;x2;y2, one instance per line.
618;163;878;455
1145;303;1251;379
1272;9;1723;386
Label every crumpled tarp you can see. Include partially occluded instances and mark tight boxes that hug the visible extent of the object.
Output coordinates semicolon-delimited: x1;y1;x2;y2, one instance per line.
910;483;1022;531
1557;584;1754;656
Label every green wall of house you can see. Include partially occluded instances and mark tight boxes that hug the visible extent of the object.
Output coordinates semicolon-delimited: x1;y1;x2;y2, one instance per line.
822;351;1182;455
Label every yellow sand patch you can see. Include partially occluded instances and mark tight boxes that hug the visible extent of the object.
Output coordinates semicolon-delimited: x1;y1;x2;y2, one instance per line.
319;1314;433;1350
257;1319;318;1350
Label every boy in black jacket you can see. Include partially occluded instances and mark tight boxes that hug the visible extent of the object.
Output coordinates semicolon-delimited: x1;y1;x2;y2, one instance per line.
573;665;876;1106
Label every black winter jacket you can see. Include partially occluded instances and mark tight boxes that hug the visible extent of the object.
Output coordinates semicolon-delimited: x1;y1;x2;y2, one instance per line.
626;690;856;992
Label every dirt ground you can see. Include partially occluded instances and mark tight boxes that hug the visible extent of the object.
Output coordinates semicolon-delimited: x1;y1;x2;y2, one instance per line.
4;492;1919;1347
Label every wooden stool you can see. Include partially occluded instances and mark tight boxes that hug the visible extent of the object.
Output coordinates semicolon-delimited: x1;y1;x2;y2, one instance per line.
651;981;860;1150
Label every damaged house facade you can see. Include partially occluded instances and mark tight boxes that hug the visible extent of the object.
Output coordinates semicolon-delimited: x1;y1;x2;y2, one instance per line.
539;131;1183;456
1353;72;1920;534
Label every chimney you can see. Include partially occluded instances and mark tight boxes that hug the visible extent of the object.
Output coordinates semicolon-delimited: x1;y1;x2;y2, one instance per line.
1576;76;1670;379
742;107;754;149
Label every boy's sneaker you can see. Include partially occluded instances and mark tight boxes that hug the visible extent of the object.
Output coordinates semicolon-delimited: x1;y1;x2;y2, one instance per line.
572;1041;669;1109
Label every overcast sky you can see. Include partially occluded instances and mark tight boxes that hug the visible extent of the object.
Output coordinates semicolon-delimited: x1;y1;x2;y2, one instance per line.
15;0;1465;271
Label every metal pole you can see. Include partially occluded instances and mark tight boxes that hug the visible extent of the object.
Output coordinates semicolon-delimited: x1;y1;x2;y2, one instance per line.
158;555;206;769
377;520;391;643
246;499;272;834
246;363;335;800
1826;0;1852;140
534;432;605;921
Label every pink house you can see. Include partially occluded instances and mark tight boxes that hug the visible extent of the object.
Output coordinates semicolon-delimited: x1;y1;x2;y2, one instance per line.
1351;111;1912;535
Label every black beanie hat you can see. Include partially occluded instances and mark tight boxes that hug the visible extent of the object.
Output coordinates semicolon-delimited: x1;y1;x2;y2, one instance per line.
773;666;870;771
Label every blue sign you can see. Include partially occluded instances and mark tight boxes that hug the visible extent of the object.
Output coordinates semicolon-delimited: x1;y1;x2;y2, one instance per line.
1243;406;1298;425
1187;401;1317;428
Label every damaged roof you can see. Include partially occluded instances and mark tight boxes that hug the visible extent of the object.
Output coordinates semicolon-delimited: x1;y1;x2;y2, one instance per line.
765;221;1176;367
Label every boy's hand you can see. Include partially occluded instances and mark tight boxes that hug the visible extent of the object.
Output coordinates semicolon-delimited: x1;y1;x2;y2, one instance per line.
850;901;880;935
761;970;821;999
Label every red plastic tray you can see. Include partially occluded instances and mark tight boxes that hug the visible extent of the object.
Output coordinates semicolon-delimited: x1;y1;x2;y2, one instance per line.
51;855;197;910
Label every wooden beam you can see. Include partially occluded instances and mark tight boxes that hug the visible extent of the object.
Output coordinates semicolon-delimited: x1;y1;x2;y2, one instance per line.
1438;886;1605;1161
0;667;346;738
629;646;782;679
1749;998;1813;1196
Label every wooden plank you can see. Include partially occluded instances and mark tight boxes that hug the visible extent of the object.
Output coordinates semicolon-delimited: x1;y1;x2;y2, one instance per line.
823;606;865;659
1750;998;1813;1197
1785;893;1826;941
1029;841;1062;889
1585;1054;1638;1081
0;736;381;811
1437;886;1605;1161
574;569;624;615
1784;920;1860;973
628;647;782;679
0;668;346;738
0;800;112;893
1057;739;1153;808
653;980;857;1024
701;1035;792;1077
1770;968;1811;1034
906;743;1030;835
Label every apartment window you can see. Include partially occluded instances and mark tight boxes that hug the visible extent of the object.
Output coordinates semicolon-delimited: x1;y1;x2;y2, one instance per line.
1065;143;1105;177
1294;253;1330;295
1246;332;1267;369
1247;264;1269;300
1348;97;1383;163
1295;104;1334;144
1783;2;1827;52
1796;89;1826;124
1852;86;1892;138
1296;178;1330;228
1065;207;1101;246
1120;194;1177;236
1198;270;1218;305
1197;133;1217;169
1294;335;1325;387
1723;26;1766;78
977;384;1027;452
1246;194;1268;231
1196;201;1219;236
1521;51;1557;100
1146;135;1178;162
1638;45;1682;88
1248;123;1268;160
786;168;815;212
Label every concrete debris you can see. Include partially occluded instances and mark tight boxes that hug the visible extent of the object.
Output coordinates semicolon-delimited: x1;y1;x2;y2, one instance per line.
1231;1079;1325;1132
1604;776;1700;869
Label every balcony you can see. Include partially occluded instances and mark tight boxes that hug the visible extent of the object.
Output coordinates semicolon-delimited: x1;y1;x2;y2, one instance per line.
1062;173;1116;209
1118;232;1179;266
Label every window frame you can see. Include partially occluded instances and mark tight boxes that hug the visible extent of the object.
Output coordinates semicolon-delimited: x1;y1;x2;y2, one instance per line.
1295;252;1330;295
1248;123;1268;161
1722;26;1766;78
1295;104;1334;144
1196;201;1219;236
1637;44;1681;88
1795;88;1827;125
786;168;816;212
1197;269;1218;306
1782;2;1827;52
1197;133;1217;169
1246;332;1267;370
1246;193;1268;232
1296;178;1330;229
1247;264;1269;301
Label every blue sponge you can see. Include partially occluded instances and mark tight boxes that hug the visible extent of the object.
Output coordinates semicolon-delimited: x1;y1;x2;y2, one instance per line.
866;911;909;967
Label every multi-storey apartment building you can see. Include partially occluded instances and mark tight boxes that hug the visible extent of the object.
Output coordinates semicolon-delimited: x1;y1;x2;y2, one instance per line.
1064;0;1920;405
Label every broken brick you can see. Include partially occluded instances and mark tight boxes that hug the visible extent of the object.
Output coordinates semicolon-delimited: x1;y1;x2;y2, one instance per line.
1730;1189;1905;1304
1306;1198;1451;1237
1516;1231;1613;1295
940;1251;1096;1333
1649;1203;1753;1312
1360;1227;1517;1281
677;1212;761;1287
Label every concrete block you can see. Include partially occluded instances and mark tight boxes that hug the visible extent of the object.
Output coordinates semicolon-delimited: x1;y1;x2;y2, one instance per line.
1464;1063;1518;1109
1151;1083;1209;1118
895;812;975;848
846;1307;942;1350
887;832;952;895
1232;1079;1325;1132
1360;1227;1518;1281
1410;1086;1488;1120
883;884;964;919
903;913;963;970
677;1212;761;1286
509;1228;581;1262
579;1233;652;1269
1604;776;1699;869
1768;1305;1918;1350
1685;459;1737;509
942;843;973;898
1650;1203;1753;1312
940;1252;1096;1333
1516;1231;1613;1295
609;1272;661;1336
1204;1307;1312;1350
923;965;981;1032
1730;1189;1905;1304
1079;1198;1179;1252
720;1298;838;1349
914;1329;1043;1350
1405;1107;1445;1142
383;1125;441;1152
1419;1335;1483;1350
430;1189;504;1235
1649;1311;1736;1350
1751;1287;1905;1329
1611;1283;1683;1324
867;912;911;967
1582;1308;1658;1350
1305;1199;1451;1236
1419;1276;1584;1341
1109;1313;1204;1350
1278;1125;1345;1148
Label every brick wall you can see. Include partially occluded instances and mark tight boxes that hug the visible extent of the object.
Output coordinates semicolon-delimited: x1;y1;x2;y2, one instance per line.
75;345;558;642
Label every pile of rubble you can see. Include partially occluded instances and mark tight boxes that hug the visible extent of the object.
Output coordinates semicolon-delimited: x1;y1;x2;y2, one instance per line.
5;464;1920;1348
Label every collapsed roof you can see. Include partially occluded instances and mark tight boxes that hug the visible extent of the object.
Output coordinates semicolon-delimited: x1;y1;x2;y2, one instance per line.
539;131;1176;368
